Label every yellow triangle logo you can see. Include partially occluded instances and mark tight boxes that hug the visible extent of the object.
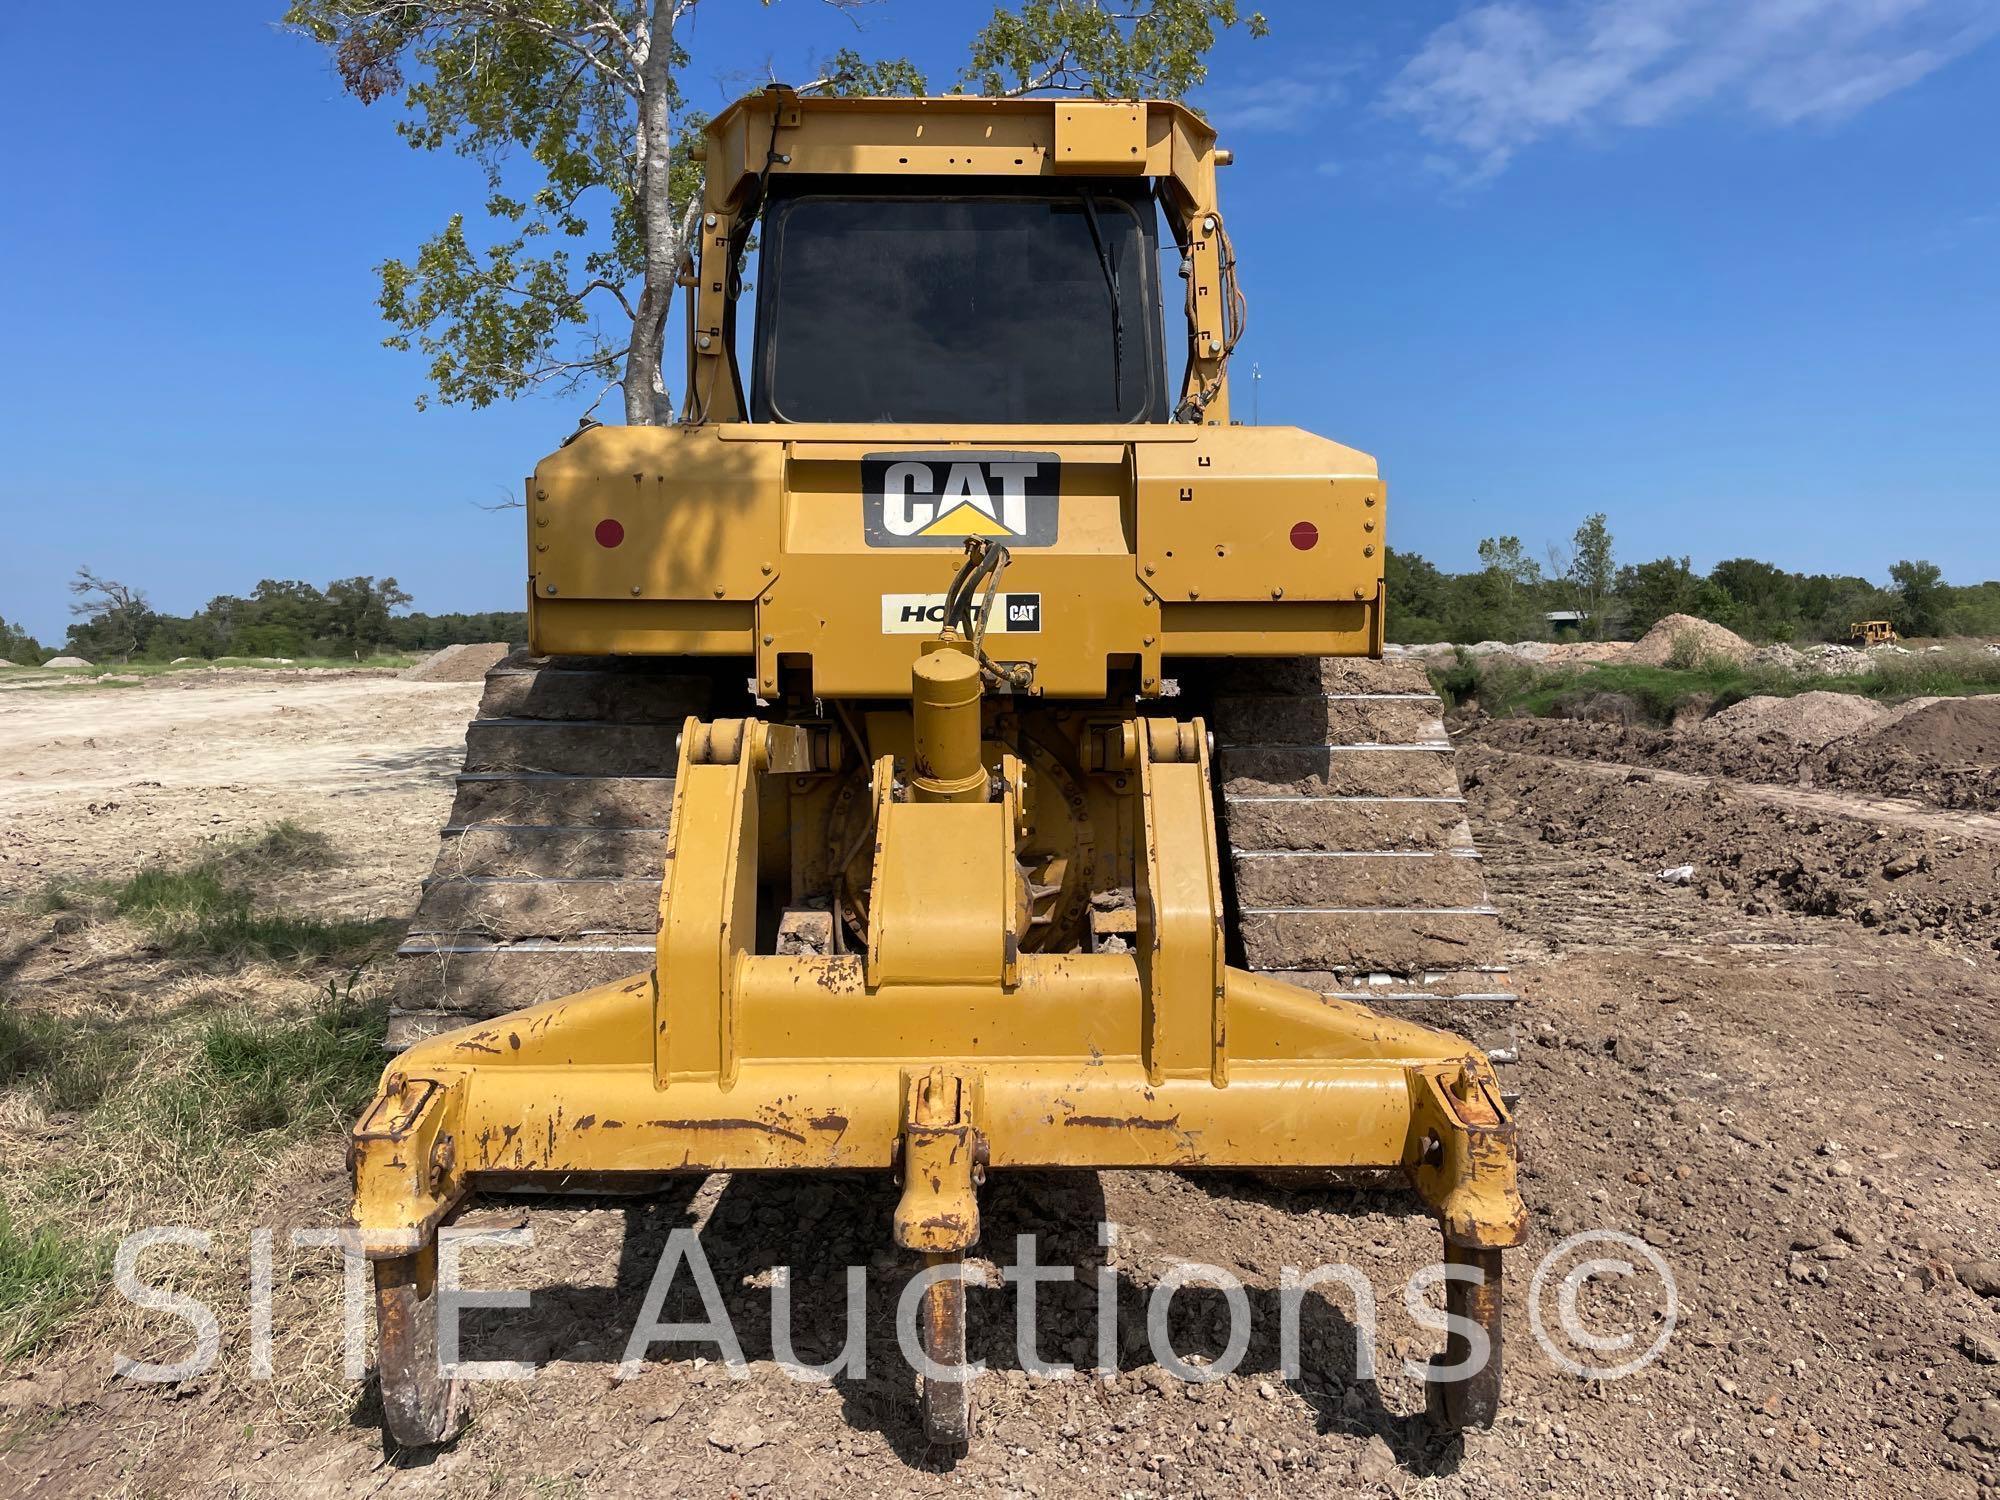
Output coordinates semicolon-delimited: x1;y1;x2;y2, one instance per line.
920;502;1013;537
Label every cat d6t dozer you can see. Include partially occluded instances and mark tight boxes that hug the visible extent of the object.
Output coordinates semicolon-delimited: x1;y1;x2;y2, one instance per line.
356;89;1526;1451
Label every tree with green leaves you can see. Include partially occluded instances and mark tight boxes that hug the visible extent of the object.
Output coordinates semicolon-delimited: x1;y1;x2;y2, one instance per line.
1464;536;1544;641
1383;548;1451;643
1888;558;1947;639
285;0;1264;425
327;575;417;654
0;615;46;665
1709;556;1799;642
1568;512;1613;638
1612;556;1701;639
67;569;157;663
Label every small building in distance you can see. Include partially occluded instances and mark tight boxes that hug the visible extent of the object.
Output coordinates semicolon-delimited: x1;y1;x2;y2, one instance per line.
1544;610;1589;638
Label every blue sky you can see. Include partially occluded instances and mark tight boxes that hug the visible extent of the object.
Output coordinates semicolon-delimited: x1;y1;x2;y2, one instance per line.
2;1;1996;643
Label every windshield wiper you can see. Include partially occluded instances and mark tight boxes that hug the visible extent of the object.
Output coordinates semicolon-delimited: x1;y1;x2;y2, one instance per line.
1078;189;1125;411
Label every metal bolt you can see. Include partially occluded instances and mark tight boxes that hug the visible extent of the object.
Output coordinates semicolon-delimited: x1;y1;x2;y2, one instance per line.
1364;545;1376;557
761;562;773;575
1144;677;1157;688
697;333;713;350
631;585;641;595
1207;339;1223;357
535;489;547;501
713;585;725;597
1141;635;1155;646
1271;586;1284;599
1353;586;1366;599
1364;494;1377;507
536;516;548;527
1188;587;1200;599
1364;520;1376;532
535;542;548;553
1202;214;1217;232
762;634;774;646
1143;563;1155;576
704;212;718;227
546;584;558;595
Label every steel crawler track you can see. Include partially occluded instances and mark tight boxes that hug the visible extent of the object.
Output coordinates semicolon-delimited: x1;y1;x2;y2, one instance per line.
392;654;1516;1059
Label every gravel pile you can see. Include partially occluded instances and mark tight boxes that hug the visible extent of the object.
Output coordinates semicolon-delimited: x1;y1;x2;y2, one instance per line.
1627;614;1754;667
401;642;512;683
1697;691;1888;746
42;656;94;669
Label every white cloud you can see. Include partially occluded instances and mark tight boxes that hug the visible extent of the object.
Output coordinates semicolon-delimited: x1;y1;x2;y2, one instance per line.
1383;0;2000;177
1200;60;1362;133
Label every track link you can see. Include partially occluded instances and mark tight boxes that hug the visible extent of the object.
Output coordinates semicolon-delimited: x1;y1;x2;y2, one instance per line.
389;655;742;1049
1204;656;1519;1060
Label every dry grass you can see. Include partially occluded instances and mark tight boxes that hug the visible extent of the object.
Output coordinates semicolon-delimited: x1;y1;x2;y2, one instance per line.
0;823;396;1416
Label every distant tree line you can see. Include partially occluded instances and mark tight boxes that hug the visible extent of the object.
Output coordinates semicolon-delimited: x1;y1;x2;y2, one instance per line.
0;569;525;663
1388;515;1999;646
7;531;1996;666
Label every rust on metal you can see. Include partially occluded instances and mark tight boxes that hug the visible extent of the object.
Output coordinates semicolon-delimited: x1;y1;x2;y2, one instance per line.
643;1117;807;1144
1061;1112;1182;1131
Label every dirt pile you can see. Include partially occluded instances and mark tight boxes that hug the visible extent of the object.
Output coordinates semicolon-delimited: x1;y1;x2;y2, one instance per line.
1627;614;1753;667
1542;639;1633;664
1697;691;1887;746
1471;702;2000;813
1462;744;2000;950
42;655;93;668
1390;640;1635;666
402;641;511;683
1867;695;2000;763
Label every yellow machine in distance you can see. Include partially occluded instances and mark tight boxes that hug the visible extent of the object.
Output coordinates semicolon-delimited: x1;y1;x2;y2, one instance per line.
1847;620;1899;647
356;89;1526;1453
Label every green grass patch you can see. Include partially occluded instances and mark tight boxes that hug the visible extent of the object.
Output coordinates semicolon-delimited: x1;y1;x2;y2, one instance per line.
1432;648;2000;726
0;1208;110;1361
26;821;393;968
171;979;388;1138
8;656;418;693
24;978;390;1220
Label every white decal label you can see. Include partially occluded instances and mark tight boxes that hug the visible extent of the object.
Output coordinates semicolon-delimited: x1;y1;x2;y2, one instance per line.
880;593;1043;635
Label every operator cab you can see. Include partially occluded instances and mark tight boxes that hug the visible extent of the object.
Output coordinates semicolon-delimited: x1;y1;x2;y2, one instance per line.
749;177;1171;425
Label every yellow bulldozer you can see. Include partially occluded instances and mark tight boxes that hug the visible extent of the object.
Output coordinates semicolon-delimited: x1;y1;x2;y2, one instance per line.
354;88;1525;1452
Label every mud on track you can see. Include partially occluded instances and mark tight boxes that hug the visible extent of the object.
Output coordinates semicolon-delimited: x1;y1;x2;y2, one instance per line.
2;673;1998;1497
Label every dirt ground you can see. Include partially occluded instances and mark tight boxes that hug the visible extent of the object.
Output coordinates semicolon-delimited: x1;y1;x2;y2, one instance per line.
2;675;1998;1498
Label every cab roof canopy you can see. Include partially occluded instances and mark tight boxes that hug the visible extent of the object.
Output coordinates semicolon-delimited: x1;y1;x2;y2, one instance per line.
697;89;1223;217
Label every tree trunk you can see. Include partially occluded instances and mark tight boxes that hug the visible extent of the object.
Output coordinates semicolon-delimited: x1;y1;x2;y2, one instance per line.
623;0;679;426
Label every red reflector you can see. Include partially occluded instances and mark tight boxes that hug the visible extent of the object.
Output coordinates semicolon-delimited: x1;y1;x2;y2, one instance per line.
595;518;625;548
1289;520;1319;551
